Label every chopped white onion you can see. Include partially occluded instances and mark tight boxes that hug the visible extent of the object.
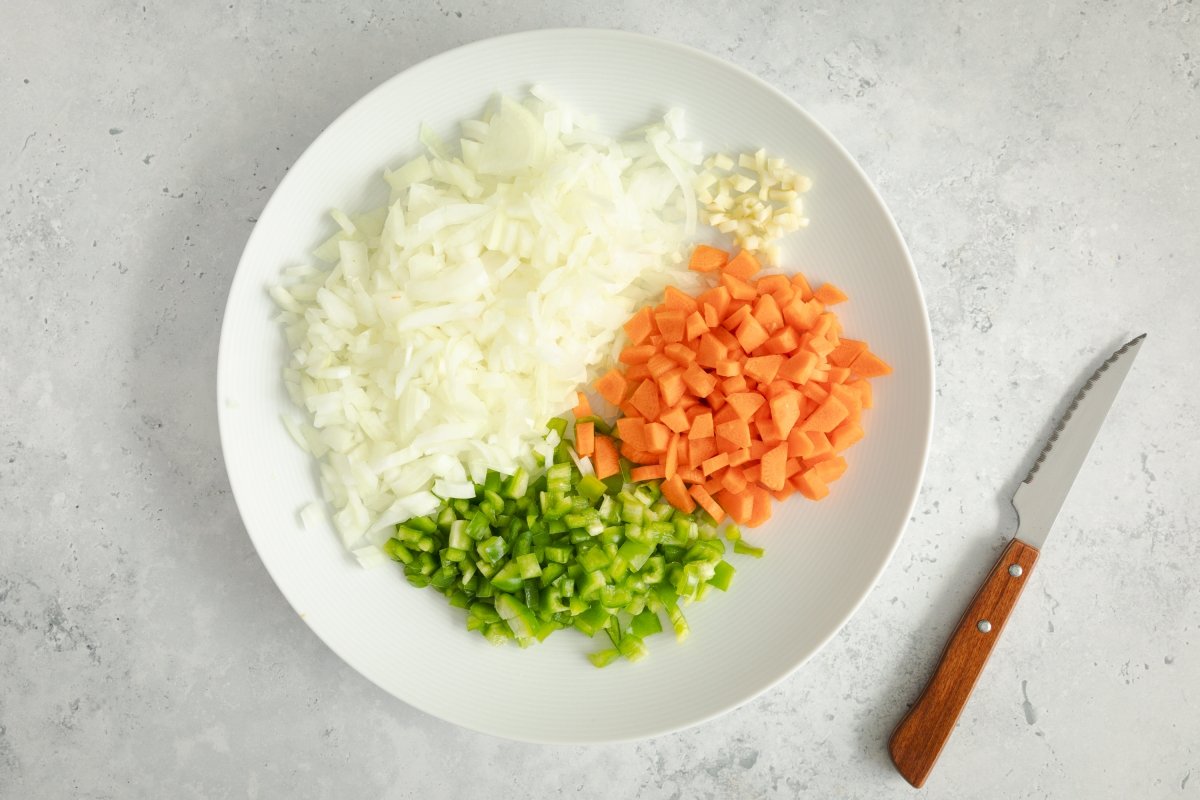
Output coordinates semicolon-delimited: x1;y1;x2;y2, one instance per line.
273;92;703;554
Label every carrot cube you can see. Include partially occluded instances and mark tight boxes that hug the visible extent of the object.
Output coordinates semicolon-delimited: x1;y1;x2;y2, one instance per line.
595;369;628;406
630;379;662;420
575;421;595;457
655;310;687;344
735;314;769;353
723;250;761;280
688;244;729;273
814;282;848;305
752;293;784;333
623;306;655;345
689;411;714;440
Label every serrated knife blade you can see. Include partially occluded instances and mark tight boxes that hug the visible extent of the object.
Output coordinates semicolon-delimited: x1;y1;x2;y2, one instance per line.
1011;333;1147;549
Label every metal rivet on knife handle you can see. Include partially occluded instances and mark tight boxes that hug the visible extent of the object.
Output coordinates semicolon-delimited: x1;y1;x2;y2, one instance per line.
1008;564;1023;577
976;620;992;633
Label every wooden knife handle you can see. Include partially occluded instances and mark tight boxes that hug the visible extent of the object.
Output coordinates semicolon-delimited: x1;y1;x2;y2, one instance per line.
888;538;1040;788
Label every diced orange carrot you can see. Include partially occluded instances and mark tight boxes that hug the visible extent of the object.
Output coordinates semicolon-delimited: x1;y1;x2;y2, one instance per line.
716;489;755;525
726;392;766;421
688;244;729;273
592;435;620;480
631;464;665;482
721;467;748;494
623;306;655;345
594;369;628;406
659;368;686;407
814;282;848;305
735;314;769;352
814;456;848;483
708;389;727;412
851;350;892;377
644;421;670;453
786;427;815;459
746;485;772;527
625;364;651;382
769;391;803;436
695;333;728;367
722;303;753;332
701;451;730;476
702;303;720;328
811;313;837;340
664;285;699;314
688;436;718;467
794;468;829;500
727;447;752;467
802;381;830;403
616;416;647;449
748;439;771;459
619;399;642;418
741;462;761;484
808;336;835;357
770;285;796;309
801;396;849;433
680;362;717;398
689;484;726;523
659;405;689;434
677;467;705;484
723;250;761;280
697;286;732;319
715;360;742;377
829;383;862;418
664;433;680;479
828;338;868;368
783;297;822;330
689;411;714;440
755;274;791;295
752;294;784;333
829;420;864;452
778;350;818;384
827;366;852;384
760;442;788;491
769;485;795;503
714;403;741;425
573;391;593;419
720;377;748;398
762;327;799;355
784;457;804;477
710;326;741;352
721;272;758;301
630;379;662;420
661;474;697;513
715;418;751;450
623;446;658;464
791;272;814;301
575;421;595;457
620;344;657;365
661;342;694;366
684;311;708;340
744;354;784;384
756;418;784;443
847;377;873;409
806;431;833;463
655;309;687;344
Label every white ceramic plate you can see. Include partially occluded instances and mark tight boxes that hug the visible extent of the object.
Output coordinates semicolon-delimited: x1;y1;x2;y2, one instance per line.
218;29;933;743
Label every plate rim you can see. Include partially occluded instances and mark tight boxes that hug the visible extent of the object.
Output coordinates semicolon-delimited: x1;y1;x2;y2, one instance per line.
217;27;935;743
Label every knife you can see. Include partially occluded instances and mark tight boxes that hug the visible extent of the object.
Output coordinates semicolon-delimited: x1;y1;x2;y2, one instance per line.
888;333;1147;788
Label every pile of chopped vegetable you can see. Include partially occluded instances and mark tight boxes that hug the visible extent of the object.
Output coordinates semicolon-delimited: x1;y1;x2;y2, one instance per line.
590;245;890;528
382;417;762;665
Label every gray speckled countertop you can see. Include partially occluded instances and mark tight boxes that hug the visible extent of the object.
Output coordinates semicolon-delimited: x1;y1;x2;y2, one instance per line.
3;1;1198;797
